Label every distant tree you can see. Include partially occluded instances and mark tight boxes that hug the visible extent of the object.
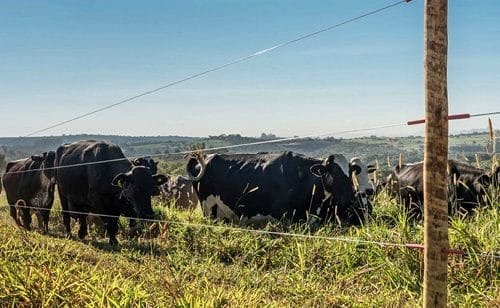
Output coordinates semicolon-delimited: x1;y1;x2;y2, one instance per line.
260;133;277;140
188;142;206;151
0;153;5;171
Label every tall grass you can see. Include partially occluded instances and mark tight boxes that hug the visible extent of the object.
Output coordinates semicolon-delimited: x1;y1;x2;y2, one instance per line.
0;191;498;307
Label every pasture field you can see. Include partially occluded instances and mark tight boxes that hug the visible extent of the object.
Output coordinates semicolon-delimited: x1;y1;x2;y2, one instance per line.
0;192;498;307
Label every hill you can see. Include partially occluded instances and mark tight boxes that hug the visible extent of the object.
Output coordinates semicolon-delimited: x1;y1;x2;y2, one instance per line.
1;131;498;174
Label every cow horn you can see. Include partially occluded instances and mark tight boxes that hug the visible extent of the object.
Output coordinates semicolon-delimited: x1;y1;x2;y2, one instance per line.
187;152;206;182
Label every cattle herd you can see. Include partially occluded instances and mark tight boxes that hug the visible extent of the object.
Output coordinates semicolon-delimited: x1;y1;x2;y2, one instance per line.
1;139;499;245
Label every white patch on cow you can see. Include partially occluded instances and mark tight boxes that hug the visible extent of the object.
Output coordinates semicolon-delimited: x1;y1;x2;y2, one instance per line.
333;154;350;177
202;195;238;222
241;214;277;227
29;191;49;208
308;216;320;225
322;191;332;204
350;157;374;194
318;191;332;215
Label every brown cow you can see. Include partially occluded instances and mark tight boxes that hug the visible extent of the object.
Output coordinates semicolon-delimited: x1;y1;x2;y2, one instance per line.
2;152;56;233
161;175;199;209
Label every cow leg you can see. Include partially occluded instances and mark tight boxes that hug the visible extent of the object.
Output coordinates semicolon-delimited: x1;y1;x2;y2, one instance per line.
21;207;32;231
211;204;218;219
120;202;140;238
36;209;50;234
59;194;73;238
9;205;22;227
77;214;88;240
101;216;119;245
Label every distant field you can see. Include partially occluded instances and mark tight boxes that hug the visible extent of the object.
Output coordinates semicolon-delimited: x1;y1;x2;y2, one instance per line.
0;191;498;306
1;131;498;168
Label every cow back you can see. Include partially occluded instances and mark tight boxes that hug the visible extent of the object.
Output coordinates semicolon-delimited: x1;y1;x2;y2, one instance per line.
188;152;327;222
55;140;132;205
2;157;50;206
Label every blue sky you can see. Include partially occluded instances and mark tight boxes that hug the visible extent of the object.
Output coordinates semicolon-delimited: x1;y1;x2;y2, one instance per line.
1;0;499;138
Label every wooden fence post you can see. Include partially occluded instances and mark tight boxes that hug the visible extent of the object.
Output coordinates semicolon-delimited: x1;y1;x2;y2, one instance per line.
423;0;449;307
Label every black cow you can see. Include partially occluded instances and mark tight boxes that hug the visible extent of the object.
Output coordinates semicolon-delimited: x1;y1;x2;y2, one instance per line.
186;151;371;226
131;156;161;196
161;175;199;209
132;156;159;175
55;140;168;244
1;152;56;233
385;159;497;218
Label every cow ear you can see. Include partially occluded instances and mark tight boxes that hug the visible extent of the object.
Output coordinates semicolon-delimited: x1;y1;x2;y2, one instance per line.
31;155;43;163
153;174;169;186
351;165;362;175
448;164;460;178
112;173;129;187
367;165;377;174
477;174;490;187
310;164;327;177
325;155;335;166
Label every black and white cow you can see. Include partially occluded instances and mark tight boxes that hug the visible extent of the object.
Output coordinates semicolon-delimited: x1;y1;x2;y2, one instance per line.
1;152;56;233
385;159;497;218
186;151;372;226
55;140;168;244
350;157;377;202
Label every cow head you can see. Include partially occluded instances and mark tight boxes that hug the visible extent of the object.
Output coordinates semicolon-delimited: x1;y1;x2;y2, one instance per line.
112;166;168;219
448;164;492;211
162;176;181;200
132;156;159;175
350;157;376;197
131;157;161;195
310;154;368;225
29;151;57;208
186;152;208;182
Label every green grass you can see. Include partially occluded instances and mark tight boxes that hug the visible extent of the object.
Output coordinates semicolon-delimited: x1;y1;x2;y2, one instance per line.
0;192;498;307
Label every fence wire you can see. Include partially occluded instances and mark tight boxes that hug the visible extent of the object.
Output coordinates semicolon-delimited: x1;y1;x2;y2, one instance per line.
1;203;498;260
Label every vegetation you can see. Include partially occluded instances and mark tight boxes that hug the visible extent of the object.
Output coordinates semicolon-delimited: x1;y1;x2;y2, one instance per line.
0;132;498;306
0;190;498;307
1;131;498;168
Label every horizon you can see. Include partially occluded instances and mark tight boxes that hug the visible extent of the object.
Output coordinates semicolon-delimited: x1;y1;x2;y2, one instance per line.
1;1;499;138
0;126;495;140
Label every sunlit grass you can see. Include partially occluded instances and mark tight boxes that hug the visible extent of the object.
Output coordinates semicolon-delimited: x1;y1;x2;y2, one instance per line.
0;191;498;307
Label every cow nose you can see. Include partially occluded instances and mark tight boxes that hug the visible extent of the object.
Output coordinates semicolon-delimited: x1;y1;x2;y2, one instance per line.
365;188;375;196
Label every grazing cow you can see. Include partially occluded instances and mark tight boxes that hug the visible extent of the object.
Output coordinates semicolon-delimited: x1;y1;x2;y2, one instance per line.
161;175;199;209
385;159;496;218
55;140;168;244
2;152;56;233
186;151;371;226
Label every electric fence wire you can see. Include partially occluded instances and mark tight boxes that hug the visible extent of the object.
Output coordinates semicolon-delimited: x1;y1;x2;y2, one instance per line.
1;203;498;260
22;0;414;138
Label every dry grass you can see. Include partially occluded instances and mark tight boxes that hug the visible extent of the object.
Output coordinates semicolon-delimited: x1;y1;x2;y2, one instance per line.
0;191;498;307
